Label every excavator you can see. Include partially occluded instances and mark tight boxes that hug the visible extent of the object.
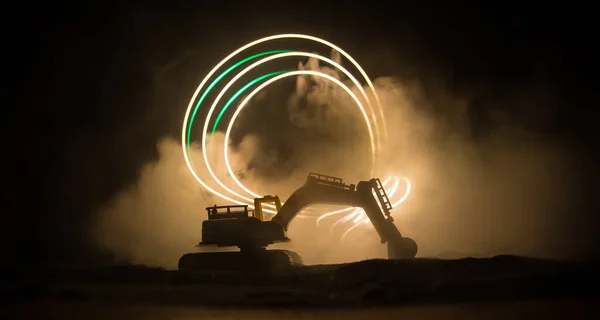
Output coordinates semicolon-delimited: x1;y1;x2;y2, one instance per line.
178;172;418;272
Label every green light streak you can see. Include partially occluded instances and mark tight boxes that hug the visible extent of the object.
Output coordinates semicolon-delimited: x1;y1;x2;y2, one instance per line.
211;70;290;134
186;50;292;150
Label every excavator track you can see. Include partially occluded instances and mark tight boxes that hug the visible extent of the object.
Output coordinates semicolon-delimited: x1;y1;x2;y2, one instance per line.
178;249;303;273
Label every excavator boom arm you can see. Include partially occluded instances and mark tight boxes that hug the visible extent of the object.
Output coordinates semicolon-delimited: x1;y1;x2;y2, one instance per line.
271;173;417;259
271;182;363;230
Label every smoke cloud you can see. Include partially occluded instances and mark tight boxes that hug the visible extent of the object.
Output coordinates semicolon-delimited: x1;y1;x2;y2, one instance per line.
93;50;582;269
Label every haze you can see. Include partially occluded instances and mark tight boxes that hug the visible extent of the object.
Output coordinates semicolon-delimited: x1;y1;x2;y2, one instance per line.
93;51;583;269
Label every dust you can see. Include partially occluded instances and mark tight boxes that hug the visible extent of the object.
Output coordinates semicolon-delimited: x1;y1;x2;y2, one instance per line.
93;50;580;268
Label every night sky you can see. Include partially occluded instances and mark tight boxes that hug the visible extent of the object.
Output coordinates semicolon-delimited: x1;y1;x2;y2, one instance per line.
5;2;598;265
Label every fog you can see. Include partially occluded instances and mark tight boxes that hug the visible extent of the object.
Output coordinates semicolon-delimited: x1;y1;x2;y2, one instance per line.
93;50;580;269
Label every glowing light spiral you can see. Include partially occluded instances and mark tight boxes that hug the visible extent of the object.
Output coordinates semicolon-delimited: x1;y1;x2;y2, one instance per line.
181;34;410;240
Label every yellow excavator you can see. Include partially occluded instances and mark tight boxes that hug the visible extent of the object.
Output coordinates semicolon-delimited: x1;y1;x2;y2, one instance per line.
178;172;418;272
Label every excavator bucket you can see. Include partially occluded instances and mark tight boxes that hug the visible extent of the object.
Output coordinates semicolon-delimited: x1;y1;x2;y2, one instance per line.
387;236;418;259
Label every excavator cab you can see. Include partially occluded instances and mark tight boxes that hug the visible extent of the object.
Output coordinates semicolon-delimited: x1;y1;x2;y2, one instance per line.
179;199;297;273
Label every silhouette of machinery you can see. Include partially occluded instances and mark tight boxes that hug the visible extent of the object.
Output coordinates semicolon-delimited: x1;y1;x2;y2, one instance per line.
178;173;418;272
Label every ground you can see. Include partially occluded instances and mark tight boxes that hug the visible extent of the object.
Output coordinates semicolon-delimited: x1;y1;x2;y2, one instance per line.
2;255;599;318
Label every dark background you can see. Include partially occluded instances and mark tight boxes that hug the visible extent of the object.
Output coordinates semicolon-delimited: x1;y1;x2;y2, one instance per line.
3;1;598;265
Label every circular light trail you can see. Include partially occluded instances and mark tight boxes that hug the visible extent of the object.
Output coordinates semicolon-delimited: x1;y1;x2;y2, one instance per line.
199;52;379;209
223;70;375;201
182;34;388;197
181;34;410;239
